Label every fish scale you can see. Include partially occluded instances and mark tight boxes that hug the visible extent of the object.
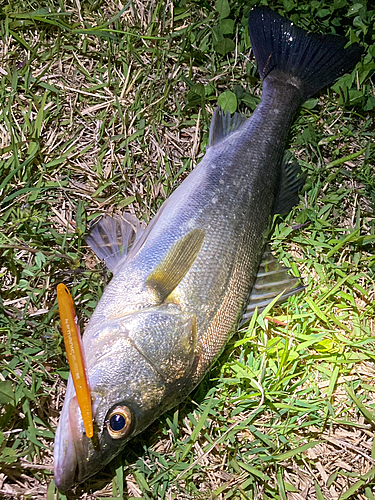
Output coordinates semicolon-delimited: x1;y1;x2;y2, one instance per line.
54;6;363;491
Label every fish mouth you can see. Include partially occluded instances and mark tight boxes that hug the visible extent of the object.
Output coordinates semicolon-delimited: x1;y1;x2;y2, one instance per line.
54;391;127;491
54;393;93;492
54;396;80;492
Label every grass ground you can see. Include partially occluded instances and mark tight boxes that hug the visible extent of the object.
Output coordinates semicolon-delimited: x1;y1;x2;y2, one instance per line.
0;0;374;498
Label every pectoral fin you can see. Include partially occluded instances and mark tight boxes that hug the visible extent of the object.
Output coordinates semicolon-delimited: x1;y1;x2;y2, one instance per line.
241;247;304;324
146;228;205;301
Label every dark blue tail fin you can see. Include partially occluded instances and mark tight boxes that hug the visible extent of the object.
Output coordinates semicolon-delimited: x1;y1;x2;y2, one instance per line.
248;7;363;101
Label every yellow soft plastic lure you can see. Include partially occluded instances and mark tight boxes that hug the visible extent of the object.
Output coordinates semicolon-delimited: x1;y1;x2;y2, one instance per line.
57;283;93;438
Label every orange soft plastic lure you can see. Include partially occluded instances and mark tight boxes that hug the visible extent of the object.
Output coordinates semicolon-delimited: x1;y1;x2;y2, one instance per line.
57;284;93;438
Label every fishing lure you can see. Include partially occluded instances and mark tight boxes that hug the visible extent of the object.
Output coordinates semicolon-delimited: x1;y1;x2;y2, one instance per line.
57;284;93;438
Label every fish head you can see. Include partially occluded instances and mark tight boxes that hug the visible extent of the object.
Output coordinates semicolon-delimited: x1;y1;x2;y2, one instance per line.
54;303;197;491
54;384;141;491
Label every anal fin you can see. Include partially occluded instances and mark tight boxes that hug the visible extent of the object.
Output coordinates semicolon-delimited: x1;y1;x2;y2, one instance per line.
241;247;304;324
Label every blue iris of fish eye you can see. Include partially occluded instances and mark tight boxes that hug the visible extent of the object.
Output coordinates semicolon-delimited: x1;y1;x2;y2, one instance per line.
109;413;126;431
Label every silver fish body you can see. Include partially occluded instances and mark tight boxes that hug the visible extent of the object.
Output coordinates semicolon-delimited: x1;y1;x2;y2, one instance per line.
54;6;362;491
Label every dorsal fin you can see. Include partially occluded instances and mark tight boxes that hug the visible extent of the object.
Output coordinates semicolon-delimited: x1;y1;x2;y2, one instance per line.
208;107;248;147
86;213;146;273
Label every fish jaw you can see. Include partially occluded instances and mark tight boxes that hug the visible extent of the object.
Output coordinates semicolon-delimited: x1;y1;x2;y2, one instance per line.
54;379;80;491
54;419;76;491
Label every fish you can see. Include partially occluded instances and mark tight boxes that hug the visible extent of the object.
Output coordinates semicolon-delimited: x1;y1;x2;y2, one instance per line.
54;6;363;491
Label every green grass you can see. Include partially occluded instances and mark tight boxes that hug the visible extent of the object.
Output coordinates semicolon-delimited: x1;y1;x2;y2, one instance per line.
0;0;374;498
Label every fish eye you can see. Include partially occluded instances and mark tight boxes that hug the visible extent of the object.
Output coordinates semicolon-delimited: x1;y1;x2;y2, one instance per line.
106;406;132;439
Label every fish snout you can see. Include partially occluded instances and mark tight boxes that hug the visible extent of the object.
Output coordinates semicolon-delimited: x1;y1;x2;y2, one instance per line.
54;396;79;491
54;391;134;490
54;394;92;491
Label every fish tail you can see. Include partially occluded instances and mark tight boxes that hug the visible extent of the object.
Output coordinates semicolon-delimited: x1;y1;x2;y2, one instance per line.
248;7;363;101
